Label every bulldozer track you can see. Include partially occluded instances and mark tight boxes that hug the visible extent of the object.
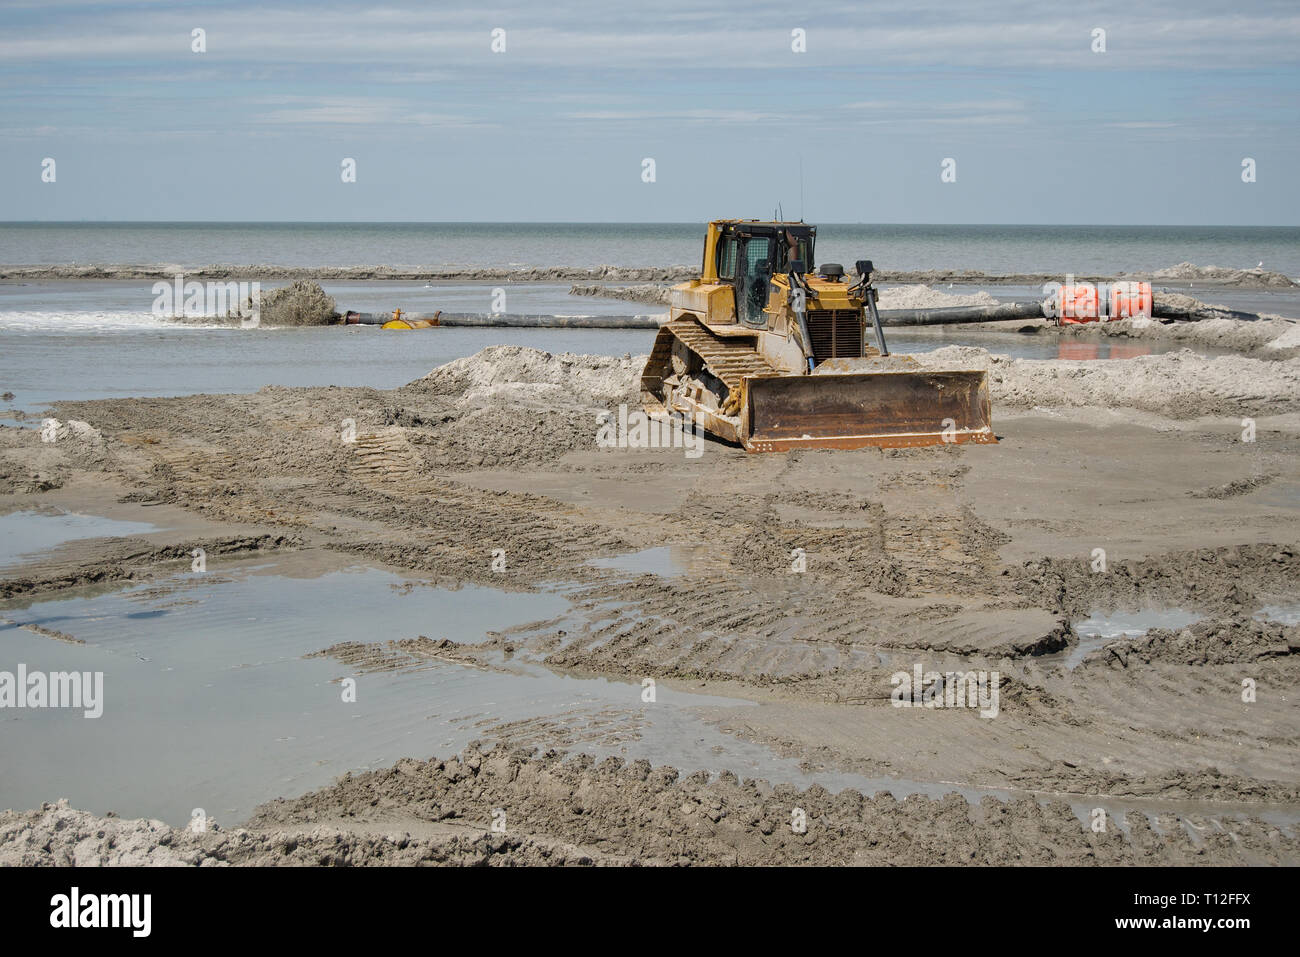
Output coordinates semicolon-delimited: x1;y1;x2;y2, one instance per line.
117;432;239;489
348;427;425;485
653;317;779;412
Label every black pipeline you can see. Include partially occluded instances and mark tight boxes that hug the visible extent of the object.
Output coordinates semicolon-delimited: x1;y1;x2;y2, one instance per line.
877;300;1268;326
339;301;1268;330
876;302;1044;326
341;311;660;328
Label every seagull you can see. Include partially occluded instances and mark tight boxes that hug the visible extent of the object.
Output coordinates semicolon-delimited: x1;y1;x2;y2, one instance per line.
1257;261;1264;269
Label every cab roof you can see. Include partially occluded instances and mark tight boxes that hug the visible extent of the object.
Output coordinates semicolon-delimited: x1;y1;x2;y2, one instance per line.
714;219;813;228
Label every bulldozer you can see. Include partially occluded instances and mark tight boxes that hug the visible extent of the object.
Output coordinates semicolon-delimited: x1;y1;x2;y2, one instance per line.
640;220;996;451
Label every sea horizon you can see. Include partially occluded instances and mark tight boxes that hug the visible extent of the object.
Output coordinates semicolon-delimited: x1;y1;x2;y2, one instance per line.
4;219;1298;228
3;221;1298;276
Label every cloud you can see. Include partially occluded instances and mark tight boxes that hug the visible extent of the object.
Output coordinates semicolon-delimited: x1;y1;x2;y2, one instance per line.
838;99;1029;128
561;108;789;123
0;2;1297;70
250;96;490;129
1;0;1296;223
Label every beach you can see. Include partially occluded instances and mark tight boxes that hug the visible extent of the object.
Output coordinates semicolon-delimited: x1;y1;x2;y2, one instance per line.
2;257;1299;864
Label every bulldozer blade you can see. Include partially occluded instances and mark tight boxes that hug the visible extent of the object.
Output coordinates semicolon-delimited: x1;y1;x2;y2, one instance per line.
740;369;996;452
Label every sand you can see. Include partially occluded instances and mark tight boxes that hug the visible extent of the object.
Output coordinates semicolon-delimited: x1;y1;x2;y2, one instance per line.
5;744;1293;865
416;346;639;409
1060;314;1300;354
912;346;1300;416
569;283;672;306
1147;262;1297;287
2;336;1298;866
878;284;1000;309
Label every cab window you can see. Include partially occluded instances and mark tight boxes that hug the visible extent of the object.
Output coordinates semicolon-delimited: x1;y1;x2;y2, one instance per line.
717;235;738;280
777;234;812;271
790;239;810;267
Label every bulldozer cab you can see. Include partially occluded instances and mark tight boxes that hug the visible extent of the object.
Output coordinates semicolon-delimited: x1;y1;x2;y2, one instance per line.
709;221;816;327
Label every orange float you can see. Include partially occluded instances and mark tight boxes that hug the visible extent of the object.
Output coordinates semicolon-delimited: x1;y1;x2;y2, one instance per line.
1108;281;1153;320
1056;284;1100;324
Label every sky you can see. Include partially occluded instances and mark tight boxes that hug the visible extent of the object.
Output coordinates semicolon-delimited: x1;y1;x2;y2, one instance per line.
1;0;1298;224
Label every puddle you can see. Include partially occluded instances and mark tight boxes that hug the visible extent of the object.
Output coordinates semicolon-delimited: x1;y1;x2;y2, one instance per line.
0;553;1096;827
0;558;895;825
5;556;1296;830
587;545;706;578
0;508;162;570
1255;602;1300;626
1035;599;1300;672
1054;602;1300;669
0;562;574;821
1058;608;1205;669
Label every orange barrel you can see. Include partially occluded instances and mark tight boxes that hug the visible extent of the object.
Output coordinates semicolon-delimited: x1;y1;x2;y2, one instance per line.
1056;283;1100;323
1108;281;1153;320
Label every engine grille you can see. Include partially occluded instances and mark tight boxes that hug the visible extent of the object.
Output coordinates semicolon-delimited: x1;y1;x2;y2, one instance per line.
805;309;862;362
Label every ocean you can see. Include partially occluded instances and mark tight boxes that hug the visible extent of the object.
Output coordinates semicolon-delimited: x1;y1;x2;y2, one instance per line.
3;222;1300;276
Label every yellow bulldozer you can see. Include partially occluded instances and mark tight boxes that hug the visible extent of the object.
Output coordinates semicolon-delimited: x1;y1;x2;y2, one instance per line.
640;219;996;451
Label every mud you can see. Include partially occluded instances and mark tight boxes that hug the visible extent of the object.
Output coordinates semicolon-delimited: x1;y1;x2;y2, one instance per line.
1017;545;1298;619
0;533;298;601
245;279;337;326
0;797;595;866
1079;613;1298;668
2;342;1298;865
159;279;341;327
5;744;1295;865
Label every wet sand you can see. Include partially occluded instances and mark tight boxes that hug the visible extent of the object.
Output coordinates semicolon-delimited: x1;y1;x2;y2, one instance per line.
1;332;1298;865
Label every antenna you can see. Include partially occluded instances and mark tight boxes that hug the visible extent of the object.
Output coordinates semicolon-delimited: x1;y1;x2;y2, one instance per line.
799;156;804;221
